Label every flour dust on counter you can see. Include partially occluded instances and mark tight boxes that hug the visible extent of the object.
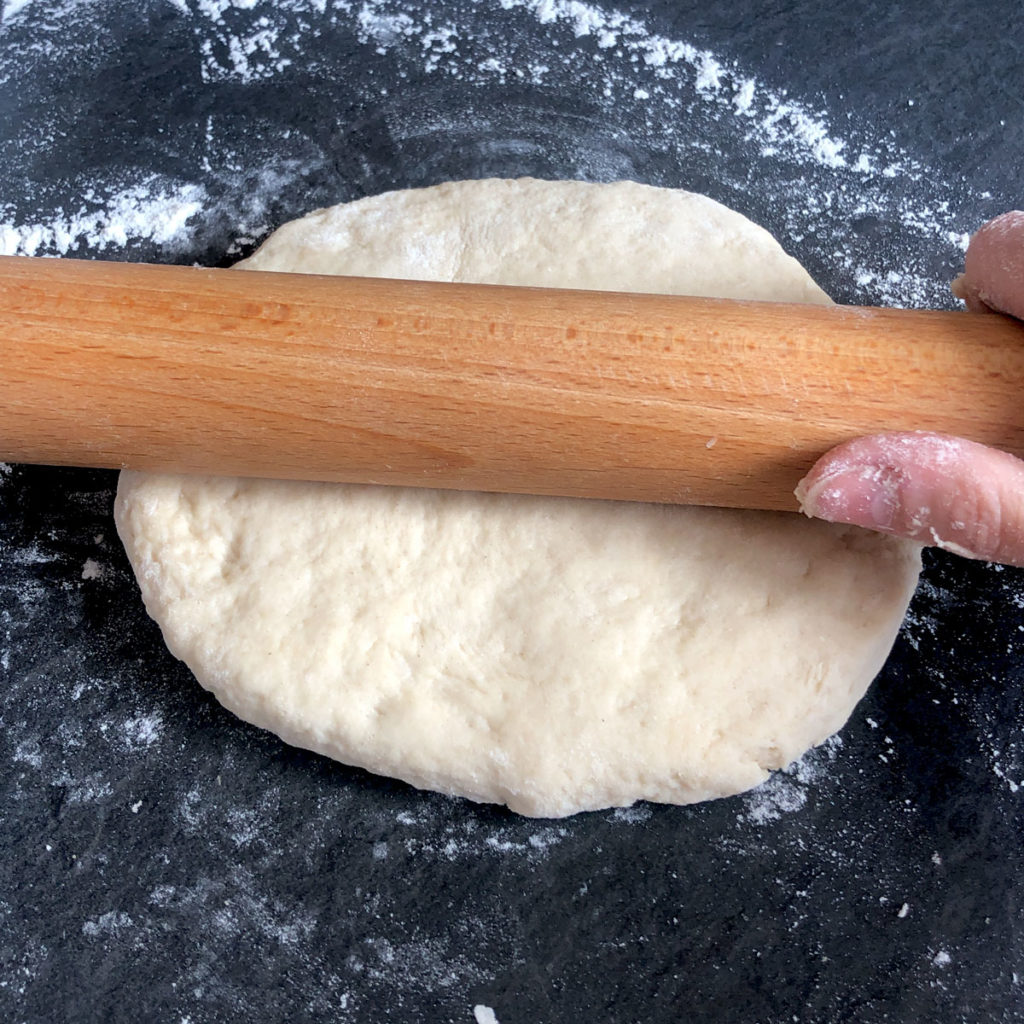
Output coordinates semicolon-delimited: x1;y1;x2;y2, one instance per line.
0;465;172;796
115;178;922;817
903;563;1024;797
0;177;204;259
1;0;982;306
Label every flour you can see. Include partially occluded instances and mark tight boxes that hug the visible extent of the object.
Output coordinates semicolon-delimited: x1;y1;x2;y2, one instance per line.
121;713;164;750
2;0;977;311
905;570;1024;796
741;735;844;825
82;910;134;938
193;0;296;82
0;178;205;258
395;811;571;862
13;738;44;769
2;0;34;18
81;558;103;580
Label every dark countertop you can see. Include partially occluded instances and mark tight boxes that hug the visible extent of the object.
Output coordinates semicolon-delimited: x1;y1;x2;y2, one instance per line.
2;2;1023;1021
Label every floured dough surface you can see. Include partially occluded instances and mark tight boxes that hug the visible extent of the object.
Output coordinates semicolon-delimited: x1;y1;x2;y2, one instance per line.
115;179;921;817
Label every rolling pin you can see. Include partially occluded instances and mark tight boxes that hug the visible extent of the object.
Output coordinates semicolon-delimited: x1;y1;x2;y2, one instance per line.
2;254;1022;512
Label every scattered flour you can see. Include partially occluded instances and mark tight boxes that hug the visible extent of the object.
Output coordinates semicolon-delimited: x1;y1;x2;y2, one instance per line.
0;179;205;258
2;0;34;18
82;910;134;938
1;0;979;311
13;739;44;769
742;735;844;825
122;713;163;750
610;804;654;825
348;934;492;991
81;558;103;580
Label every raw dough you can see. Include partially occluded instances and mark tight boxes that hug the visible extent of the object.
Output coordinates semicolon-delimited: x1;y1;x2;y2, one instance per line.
115;179;921;817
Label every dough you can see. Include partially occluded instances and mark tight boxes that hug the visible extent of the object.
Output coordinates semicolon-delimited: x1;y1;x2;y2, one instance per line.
115;179;921;817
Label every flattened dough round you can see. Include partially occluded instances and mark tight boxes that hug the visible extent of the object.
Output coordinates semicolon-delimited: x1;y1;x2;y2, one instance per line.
115;179;921;817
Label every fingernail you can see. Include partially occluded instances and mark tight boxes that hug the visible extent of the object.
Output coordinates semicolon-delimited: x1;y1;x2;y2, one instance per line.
797;464;902;532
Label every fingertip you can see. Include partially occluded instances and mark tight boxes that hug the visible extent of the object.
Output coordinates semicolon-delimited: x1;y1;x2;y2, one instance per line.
796;434;923;531
796;433;1024;567
955;211;1024;319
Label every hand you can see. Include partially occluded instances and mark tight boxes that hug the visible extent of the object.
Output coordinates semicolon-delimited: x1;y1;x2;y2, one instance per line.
796;212;1024;567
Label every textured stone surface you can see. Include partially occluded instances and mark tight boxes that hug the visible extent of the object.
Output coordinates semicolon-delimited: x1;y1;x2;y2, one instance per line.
2;2;1024;1021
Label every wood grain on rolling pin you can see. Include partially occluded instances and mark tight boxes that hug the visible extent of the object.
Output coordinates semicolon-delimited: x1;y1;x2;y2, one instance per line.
2;255;1022;511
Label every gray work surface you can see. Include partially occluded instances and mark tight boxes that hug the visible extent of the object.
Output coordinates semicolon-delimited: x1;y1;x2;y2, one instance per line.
2;2;1023;1021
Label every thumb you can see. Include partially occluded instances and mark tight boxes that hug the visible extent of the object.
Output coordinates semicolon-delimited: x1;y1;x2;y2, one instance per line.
795;432;1024;566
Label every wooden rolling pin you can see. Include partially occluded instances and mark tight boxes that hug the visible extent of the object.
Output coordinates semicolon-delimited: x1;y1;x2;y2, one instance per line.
2;255;1023;511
